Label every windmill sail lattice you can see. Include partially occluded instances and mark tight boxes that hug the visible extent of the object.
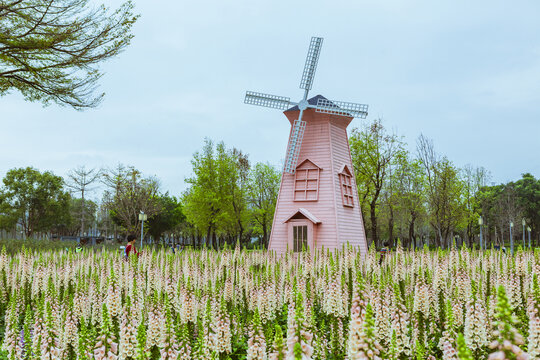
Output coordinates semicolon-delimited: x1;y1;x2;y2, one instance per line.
283;120;306;173
315;98;369;119
300;37;323;91
244;91;291;110
244;36;368;174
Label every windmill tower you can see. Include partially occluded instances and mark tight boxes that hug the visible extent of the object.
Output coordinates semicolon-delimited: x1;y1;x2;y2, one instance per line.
245;37;368;255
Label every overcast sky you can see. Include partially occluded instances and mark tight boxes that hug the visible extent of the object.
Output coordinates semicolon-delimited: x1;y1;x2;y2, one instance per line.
2;0;540;200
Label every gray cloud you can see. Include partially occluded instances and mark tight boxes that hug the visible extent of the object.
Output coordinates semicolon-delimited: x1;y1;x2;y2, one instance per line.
1;0;539;197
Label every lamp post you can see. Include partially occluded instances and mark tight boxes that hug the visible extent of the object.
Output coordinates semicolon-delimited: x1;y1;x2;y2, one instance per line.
478;216;483;251
528;226;532;249
522;218;526;249
139;211;147;248
510;221;514;256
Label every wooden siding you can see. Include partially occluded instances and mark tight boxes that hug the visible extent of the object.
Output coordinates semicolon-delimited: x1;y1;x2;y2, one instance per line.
330;122;368;257
268;107;367;256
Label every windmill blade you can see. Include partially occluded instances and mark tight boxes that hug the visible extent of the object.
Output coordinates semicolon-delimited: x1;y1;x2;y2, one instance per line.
283;119;307;174
299;37;324;90
244;91;292;110
314;98;369;119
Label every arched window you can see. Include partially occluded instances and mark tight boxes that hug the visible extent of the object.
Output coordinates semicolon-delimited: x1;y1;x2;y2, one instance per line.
294;159;321;201
339;165;354;207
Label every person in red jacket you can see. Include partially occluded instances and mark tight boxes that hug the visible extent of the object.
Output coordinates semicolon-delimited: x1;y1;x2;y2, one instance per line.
125;234;139;260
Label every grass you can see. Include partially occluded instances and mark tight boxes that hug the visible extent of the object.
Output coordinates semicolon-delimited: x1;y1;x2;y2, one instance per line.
0;238;121;254
0;237;176;254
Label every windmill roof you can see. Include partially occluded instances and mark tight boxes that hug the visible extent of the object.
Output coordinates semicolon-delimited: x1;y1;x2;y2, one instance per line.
285;94;331;112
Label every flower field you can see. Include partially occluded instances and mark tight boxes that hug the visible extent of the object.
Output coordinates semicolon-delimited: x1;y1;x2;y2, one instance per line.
0;245;538;359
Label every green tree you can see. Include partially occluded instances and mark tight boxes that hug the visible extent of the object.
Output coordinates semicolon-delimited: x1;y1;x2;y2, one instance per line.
514;173;540;244
392;156;427;248
417;135;467;248
496;183;522;246
434;159;467;247
349;118;405;247
146;194;185;243
0;0;138;109
66;197;97;236
461;164;490;247
0;167;70;237
183;139;222;248
102;165;161;237
380;149;409;248
247;162;280;248
476;175;538;248
183;139;251;248
96;192;114;240
220;147;250;244
476;184;499;247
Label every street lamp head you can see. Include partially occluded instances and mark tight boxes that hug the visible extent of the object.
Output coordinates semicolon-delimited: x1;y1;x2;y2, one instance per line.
528;226;532;232
478;216;483;226
522;218;526;226
510;221;514;228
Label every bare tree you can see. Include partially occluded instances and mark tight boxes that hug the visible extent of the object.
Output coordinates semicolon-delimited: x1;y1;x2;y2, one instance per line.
66;166;101;236
417;134;466;248
417;134;442;245
498;184;522;245
102;165;161;238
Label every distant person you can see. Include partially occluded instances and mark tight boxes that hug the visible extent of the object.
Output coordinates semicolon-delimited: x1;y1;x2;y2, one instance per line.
75;244;83;253
380;241;391;265
125;234;140;260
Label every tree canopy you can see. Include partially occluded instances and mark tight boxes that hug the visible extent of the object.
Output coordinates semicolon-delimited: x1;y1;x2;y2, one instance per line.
350;119;540;249
0;167;70;236
349;119;406;247
0;133;538;249
102;164;161;237
182;139;280;248
146;193;185;242
0;0;138;109
247;162;280;247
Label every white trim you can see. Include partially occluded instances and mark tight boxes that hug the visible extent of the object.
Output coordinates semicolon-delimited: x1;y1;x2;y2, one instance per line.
283;208;322;224
338;163;352;175
296;158;323;170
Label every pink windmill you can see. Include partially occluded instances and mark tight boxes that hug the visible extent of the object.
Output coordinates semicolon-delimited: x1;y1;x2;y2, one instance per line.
245;37;368;255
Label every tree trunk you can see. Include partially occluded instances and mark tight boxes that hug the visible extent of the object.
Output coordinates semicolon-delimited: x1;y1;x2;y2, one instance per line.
388;205;394;247
206;225;212;248
211;230;217;249
237;229;243;247
370;199;378;247
81;188;85;236
263;223;268;248
408;215;416;249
